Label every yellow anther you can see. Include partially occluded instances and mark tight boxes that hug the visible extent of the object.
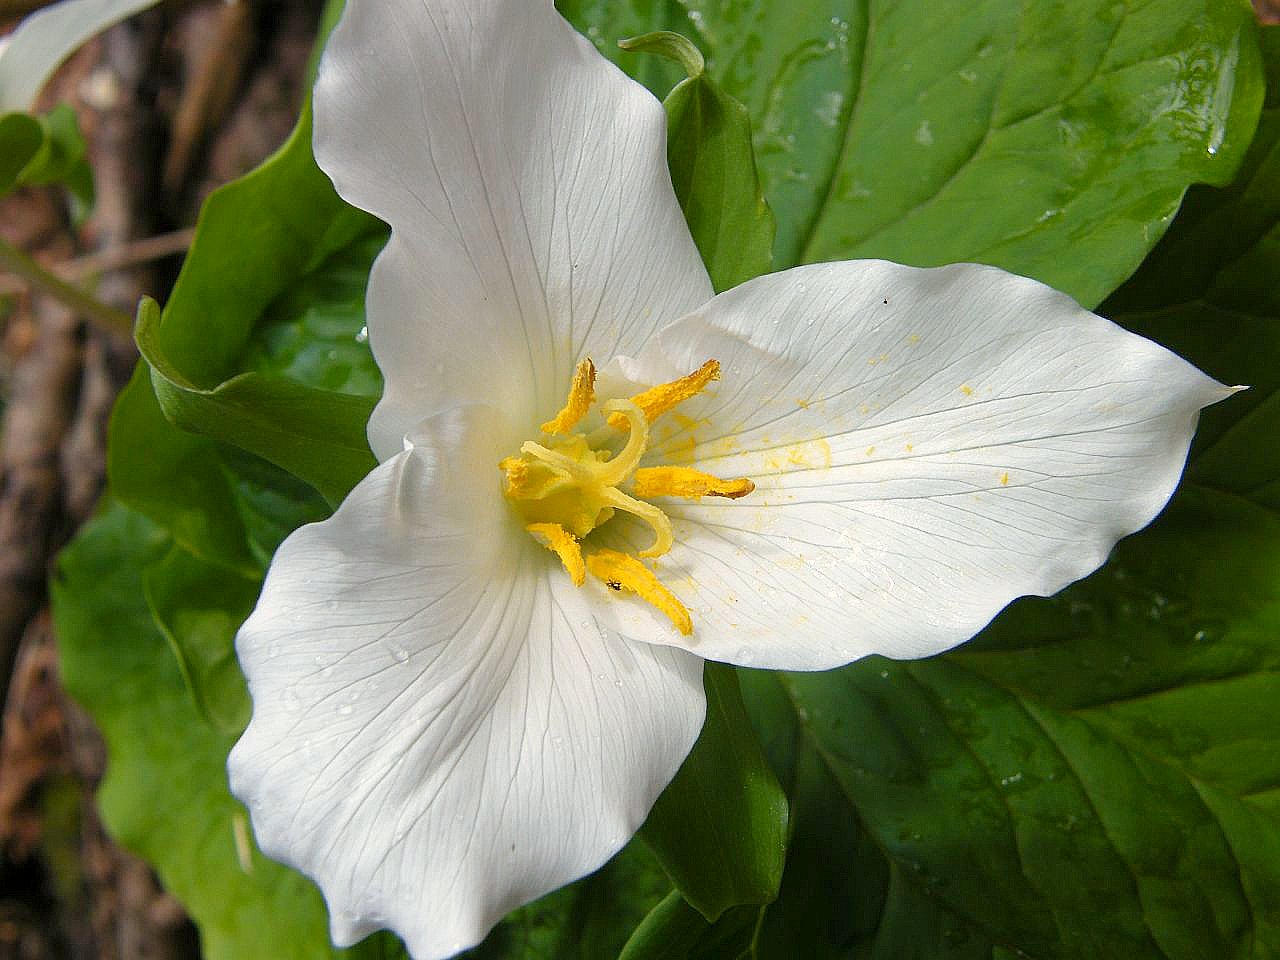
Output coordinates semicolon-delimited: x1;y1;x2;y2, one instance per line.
502;357;756;637
608;359;720;430
499;456;529;496
526;522;585;586
587;549;692;636
633;466;755;500
541;358;596;434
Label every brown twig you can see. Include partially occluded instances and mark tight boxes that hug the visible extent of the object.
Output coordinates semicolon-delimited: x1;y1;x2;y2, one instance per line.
0;240;133;337
164;0;257;194
0;229;193;298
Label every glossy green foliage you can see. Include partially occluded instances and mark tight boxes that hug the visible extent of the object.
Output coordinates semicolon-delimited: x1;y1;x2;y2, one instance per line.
52;4;1280;959
718;27;1280;958
560;0;1264;306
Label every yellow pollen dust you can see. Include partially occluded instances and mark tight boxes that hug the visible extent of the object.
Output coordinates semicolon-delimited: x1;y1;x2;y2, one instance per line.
500;357;752;635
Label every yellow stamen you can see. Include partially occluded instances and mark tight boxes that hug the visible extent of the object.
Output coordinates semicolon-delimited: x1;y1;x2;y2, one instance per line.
607;359;720;430
541;358;597;434
501;356;755;636
633;466;755;500
526;522;585;586
587;549;692;636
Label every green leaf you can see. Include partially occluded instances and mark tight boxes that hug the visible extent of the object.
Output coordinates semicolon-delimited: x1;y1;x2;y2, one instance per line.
621;31;775;291
0;111;42;195
108;363;257;571
51;501;404;960
108;164;382;566
216;444;331;569
19;104;94;216
240;228;385;398
138;296;377;508
619;892;710;960
0;106;94;213
640;663;788;921
468;840;673;960
134;100;384;508
562;0;1266;307
733;27;1280;957
1105;24;1280;513
143;544;257;734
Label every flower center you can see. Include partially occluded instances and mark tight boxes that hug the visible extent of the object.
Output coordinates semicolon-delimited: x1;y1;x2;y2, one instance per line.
499;357;755;635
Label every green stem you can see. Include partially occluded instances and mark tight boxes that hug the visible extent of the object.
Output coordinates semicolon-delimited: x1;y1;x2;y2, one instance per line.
0;236;134;337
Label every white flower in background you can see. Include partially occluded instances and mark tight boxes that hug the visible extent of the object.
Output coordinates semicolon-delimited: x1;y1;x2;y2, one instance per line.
227;0;1233;957
0;0;163;114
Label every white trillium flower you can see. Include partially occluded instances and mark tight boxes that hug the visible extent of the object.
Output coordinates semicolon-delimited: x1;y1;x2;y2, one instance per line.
227;1;1235;957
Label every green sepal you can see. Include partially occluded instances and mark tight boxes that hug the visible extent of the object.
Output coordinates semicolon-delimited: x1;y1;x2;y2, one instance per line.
618;891;763;960
621;30;775;291
640;663;788;921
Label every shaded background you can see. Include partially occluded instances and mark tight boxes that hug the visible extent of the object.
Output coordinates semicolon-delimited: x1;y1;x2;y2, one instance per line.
0;1;1277;957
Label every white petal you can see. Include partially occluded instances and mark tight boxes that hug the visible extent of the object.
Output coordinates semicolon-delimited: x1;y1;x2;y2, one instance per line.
0;0;160;113
228;403;704;960
313;0;712;461
598;261;1233;670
